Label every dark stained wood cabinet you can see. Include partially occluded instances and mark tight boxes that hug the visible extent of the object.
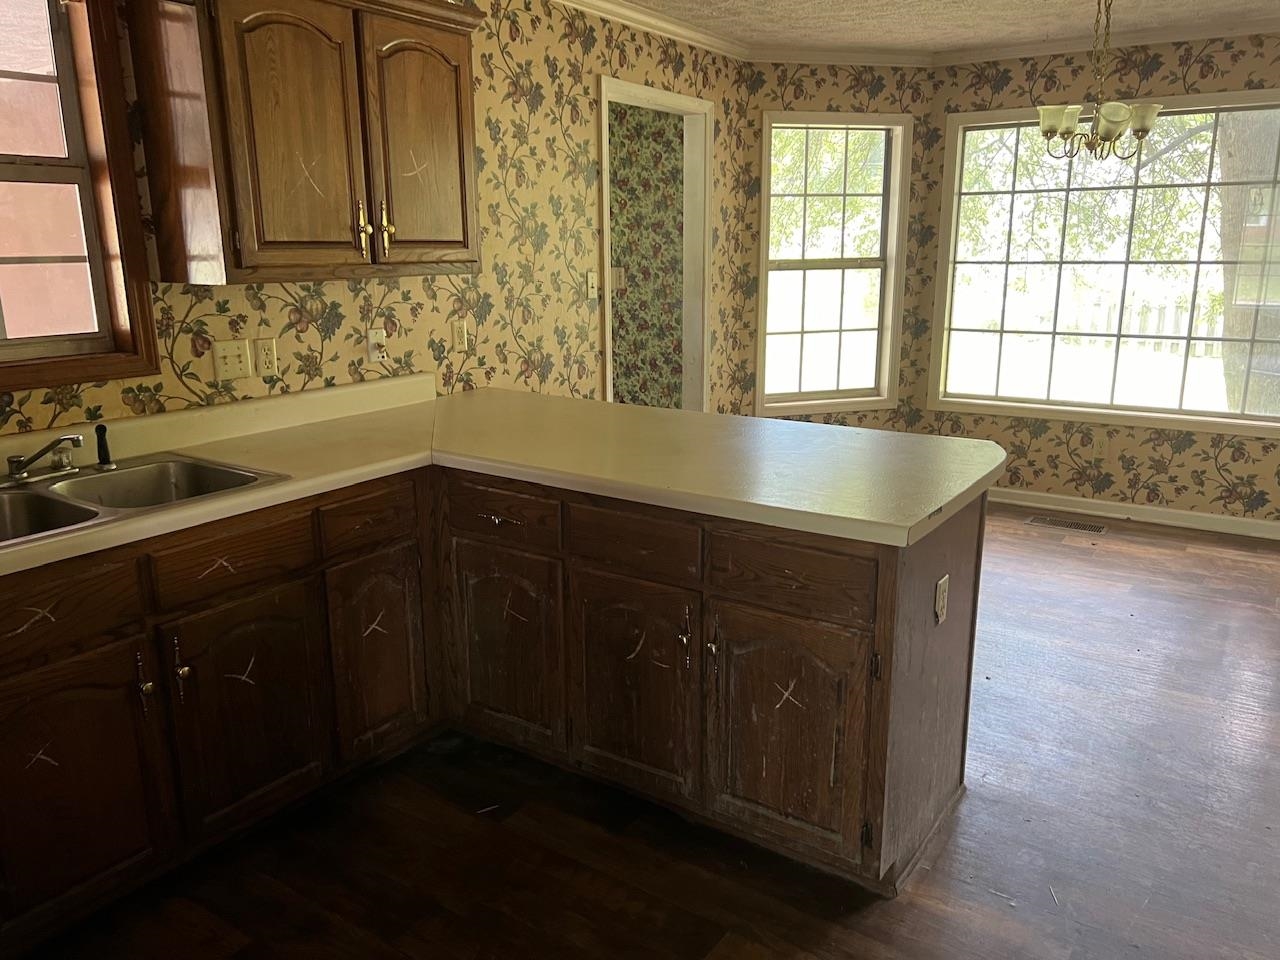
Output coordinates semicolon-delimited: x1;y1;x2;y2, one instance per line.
567;568;701;803
454;538;563;753
128;0;484;283
0;636;172;928
327;542;428;762
362;12;479;265
704;600;870;859
213;0;371;270
163;579;330;840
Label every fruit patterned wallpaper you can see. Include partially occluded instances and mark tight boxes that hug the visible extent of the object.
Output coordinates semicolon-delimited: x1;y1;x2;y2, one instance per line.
1;1;1277;521
607;101;685;408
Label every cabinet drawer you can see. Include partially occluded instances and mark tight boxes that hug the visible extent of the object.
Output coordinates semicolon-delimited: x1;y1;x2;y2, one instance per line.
566;503;701;580
448;478;560;551
0;554;143;675
319;479;417;557
709;532;876;627
150;510;317;610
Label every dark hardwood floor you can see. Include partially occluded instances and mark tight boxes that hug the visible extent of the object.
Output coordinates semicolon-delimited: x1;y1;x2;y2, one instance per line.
25;505;1280;959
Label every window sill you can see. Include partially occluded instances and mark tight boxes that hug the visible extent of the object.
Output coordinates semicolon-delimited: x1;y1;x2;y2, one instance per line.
930;395;1280;440
758;395;897;418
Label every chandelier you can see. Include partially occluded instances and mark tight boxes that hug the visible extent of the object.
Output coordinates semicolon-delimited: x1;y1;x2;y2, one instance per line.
1036;0;1162;161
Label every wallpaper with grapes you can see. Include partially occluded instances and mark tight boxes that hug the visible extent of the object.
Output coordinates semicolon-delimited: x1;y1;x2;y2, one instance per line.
2;1;1278;522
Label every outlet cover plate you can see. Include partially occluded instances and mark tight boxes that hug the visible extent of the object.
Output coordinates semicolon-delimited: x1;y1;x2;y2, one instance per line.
368;329;388;363
934;574;949;625
213;339;252;380
253;338;278;377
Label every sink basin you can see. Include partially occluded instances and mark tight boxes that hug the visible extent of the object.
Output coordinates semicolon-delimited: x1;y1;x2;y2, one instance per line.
0;489;100;543
49;457;261;509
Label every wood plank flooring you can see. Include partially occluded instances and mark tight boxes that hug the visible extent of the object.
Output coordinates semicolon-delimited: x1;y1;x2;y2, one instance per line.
24;505;1280;959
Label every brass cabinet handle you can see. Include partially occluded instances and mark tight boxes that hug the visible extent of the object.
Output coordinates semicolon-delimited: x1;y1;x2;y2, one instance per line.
356;200;374;259
478;512;523;528
380;199;396;251
678;605;693;669
135;652;155;718
173;636;192;704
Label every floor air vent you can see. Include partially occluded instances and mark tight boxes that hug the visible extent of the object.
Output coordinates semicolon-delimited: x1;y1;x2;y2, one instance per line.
1025;514;1108;535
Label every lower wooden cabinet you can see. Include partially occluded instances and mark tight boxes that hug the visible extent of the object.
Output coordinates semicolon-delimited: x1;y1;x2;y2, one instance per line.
704;601;871;860
454;538;563;752
163;579;330;840
0;636;172;927
326;541;428;762
567;567;701;803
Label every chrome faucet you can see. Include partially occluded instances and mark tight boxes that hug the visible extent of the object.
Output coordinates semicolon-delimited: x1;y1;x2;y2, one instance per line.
6;434;84;481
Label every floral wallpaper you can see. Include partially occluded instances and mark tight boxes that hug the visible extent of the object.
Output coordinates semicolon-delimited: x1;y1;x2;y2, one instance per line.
4;0;1279;523
608;102;685;408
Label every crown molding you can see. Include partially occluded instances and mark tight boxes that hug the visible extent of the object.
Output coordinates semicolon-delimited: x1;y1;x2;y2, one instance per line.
556;0;1280;69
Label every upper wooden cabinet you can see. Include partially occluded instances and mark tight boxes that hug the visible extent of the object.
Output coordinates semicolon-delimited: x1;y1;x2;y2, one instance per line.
128;0;483;283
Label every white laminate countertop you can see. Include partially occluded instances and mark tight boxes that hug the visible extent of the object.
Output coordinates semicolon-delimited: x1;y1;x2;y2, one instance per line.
0;385;1006;575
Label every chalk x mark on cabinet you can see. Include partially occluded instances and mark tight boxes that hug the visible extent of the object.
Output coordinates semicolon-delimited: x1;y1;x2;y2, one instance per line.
198;557;236;580
5;605;57;636
404;149;430;186
25;741;59;770
503;591;528;623
287;153;325;198
625;630;646;661
362;610;388;638
224;655;256;686
773;679;805;711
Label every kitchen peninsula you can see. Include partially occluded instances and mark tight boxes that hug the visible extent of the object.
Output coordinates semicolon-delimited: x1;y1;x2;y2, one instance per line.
0;384;1005;950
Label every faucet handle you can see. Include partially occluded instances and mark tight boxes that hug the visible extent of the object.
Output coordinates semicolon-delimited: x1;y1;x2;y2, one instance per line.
95;423;117;471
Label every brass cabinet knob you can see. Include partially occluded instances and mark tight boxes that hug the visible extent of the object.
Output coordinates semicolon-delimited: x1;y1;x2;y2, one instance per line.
139;680;155;697
176;665;192;680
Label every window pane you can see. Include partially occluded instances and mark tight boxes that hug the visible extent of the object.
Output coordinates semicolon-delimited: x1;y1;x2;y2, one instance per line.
842;268;881;329
1057;264;1124;334
0;0;55;76
769;196;803;259
1049;335;1116;404
1070;147;1136;189
0;181;88;258
764;334;801;394
766;270;802;333
955;193;1011;260
951;263;1004;330
1006;264;1059;332
998;333;1051;399
0;75;66;157
1257;307;1280;340
946;330;999;395
1015;126;1069;191
770;127;806;193
1063;189;1132;261
961;127;1015;193
1009;192;1064;261
1244;343;1280;416
1122;264;1195;337
1184;341;1237;412
1192;264;1227;337
804;196;843;258
839;330;878;389
803;269;842;330
806;129;846;194
842;195;881;258
846;131;885;193
1138;113;1214;185
800;332;840;391
0;262;97;339
1131;186;1206;260
1203;185;1274;261
1212;109;1280;183
1114;338;1186;409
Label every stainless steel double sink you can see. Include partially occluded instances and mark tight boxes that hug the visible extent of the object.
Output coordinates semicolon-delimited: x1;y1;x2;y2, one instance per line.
0;454;286;547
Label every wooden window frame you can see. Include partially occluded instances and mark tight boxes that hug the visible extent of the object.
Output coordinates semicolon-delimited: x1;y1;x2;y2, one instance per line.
0;0;158;393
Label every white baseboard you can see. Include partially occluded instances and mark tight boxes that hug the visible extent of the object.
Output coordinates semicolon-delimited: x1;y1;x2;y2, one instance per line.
987;487;1280;542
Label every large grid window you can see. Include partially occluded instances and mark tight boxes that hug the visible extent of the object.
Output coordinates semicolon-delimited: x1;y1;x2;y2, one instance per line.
757;112;910;416
936;101;1280;426
0;0;110;360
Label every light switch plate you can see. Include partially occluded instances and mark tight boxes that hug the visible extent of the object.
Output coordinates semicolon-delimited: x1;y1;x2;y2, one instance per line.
213;339;252;380
934;574;949;625
587;269;599;300
368;329;388;363
253;337;278;377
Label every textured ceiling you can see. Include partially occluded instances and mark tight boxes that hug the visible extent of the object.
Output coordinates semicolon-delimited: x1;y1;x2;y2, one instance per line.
613;0;1280;60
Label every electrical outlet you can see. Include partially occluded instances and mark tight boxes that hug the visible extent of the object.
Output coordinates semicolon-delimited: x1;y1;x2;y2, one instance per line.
587;269;599;300
253;337;278;377
452;318;470;352
368;329;388;363
213;339;252;380
934;574;949;625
